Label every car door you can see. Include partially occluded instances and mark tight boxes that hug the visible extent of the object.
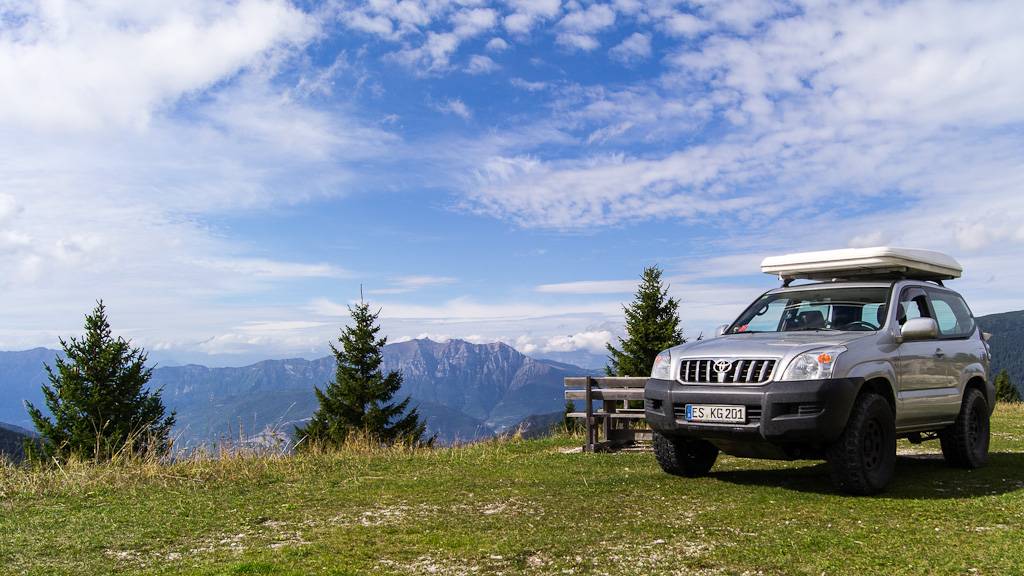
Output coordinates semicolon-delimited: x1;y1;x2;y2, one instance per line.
926;288;982;417
894;287;959;428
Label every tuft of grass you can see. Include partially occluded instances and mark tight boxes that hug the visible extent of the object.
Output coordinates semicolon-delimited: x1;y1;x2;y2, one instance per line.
2;405;1024;575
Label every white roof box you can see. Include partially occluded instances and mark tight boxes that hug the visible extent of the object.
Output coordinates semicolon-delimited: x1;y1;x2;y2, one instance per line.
762;247;962;282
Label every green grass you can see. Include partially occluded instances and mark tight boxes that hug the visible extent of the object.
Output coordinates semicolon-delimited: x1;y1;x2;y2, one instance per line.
3;405;1024;575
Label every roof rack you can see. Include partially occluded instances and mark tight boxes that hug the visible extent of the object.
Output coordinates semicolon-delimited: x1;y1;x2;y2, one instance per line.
762;247;962;285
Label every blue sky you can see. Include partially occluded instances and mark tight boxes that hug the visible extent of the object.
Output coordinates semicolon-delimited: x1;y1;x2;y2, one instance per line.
1;0;1023;365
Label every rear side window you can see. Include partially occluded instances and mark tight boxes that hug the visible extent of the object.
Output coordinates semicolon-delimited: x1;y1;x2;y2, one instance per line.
927;289;976;338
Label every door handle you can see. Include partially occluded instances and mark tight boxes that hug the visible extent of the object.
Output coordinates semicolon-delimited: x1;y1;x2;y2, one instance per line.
934;348;946;358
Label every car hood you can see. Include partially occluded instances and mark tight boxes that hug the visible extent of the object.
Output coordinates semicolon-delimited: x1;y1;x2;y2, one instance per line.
669;331;872;359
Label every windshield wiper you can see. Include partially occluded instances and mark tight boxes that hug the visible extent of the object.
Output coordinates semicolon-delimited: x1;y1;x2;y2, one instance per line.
786;327;840;332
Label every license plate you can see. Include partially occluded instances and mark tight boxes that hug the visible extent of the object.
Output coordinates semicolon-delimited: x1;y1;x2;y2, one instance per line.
685;404;746;423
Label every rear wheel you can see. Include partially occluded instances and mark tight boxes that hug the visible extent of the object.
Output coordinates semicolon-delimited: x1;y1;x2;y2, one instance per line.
940;388;990;469
827;392;896;495
652;431;718;477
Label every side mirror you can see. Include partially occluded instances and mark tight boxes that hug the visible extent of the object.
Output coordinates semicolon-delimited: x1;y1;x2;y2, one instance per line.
715;324;729;337
899;317;938;342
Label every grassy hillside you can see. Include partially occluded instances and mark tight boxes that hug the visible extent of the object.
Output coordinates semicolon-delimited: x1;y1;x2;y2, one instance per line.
3;405;1024;576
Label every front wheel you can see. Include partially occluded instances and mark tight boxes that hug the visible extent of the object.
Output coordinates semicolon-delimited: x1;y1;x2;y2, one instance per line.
940;388;990;469
827;392;896;495
652;431;718;477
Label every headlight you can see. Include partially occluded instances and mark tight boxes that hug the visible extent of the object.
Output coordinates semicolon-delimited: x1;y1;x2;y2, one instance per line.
651;351;673;380
782;347;846;381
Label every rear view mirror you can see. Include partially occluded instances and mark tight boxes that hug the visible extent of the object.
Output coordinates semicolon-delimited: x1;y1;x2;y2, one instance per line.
899;317;938;342
983;332;993;342
715;324;729;337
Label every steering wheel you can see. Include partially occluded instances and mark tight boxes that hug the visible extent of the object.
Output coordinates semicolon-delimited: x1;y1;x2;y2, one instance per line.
841;320;879;331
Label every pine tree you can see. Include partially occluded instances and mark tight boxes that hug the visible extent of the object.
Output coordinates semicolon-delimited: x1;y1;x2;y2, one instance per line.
295;300;428;448
606;266;685;377
25;301;175;461
995;369;1021;403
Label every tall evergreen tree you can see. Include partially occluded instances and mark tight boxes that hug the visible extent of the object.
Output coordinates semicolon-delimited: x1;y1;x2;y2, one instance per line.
606;266;685;377
295;300;428;448
995;369;1021;403
26;301;175;460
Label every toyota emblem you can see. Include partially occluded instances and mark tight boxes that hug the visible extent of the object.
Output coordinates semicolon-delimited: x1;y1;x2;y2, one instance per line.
714;360;732;373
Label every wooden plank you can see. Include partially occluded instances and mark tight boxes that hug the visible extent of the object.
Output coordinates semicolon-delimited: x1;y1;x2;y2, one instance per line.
565;389;645;401
603;385;614;441
566;412;646;419
564;377;648;389
585;376;595;452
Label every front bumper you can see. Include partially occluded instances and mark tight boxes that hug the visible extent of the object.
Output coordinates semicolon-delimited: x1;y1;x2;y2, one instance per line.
644;377;863;446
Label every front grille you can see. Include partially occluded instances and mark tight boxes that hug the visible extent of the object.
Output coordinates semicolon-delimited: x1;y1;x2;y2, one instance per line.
678;358;777;384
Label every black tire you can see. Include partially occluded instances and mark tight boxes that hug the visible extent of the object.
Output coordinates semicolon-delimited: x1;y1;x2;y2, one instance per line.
827;393;896;495
940;388;990;469
652;431;718;477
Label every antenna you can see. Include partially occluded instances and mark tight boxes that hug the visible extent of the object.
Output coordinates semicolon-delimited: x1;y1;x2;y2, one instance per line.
360;284;364;303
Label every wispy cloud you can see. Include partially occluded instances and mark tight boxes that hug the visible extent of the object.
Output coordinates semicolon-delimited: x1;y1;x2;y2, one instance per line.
465;54;500;75
369;276;458;295
609;32;651;64
436;98;473;119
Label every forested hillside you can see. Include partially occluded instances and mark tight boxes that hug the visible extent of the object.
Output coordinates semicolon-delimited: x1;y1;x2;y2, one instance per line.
977;310;1024;393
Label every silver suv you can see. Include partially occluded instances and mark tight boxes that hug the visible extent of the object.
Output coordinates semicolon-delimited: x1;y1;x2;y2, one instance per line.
644;279;993;494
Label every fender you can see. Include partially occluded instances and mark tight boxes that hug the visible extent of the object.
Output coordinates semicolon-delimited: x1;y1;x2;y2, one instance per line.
844;358;898;404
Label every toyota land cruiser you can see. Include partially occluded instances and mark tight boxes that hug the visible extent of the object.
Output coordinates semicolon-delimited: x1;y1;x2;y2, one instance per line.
644;247;993;494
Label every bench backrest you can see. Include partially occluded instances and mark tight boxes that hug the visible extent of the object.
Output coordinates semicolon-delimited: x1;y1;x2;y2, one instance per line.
564;376;647;401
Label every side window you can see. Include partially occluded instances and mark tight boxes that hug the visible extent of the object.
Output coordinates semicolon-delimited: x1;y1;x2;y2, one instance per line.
897;288;931;326
927;290;975;338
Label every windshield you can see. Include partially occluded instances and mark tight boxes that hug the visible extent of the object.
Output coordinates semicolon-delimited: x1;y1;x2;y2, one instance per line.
727;286;891;334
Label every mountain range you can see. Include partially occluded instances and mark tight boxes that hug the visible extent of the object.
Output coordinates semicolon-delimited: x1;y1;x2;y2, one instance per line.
2;308;1020;457
0;339;595;448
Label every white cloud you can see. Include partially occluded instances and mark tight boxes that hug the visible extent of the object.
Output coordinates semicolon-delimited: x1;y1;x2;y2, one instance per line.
540;330;613;353
388;6;498;72
556;32;600;51
510;77;548;91
536;279;637;294
194;258;347;279
556;3;615;50
663;12;710;37
609;32;651;64
558;3;616;33
0;0;404;363
452;7;499;37
466;54;500;74
369;275;458;295
0;0;316;131
503;0;562;35
437;98;473;119
310;295;621;321
486;37;510;51
460;0;1024;248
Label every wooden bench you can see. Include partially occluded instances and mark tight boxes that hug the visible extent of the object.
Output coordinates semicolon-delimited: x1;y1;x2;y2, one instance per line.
564;376;651;452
